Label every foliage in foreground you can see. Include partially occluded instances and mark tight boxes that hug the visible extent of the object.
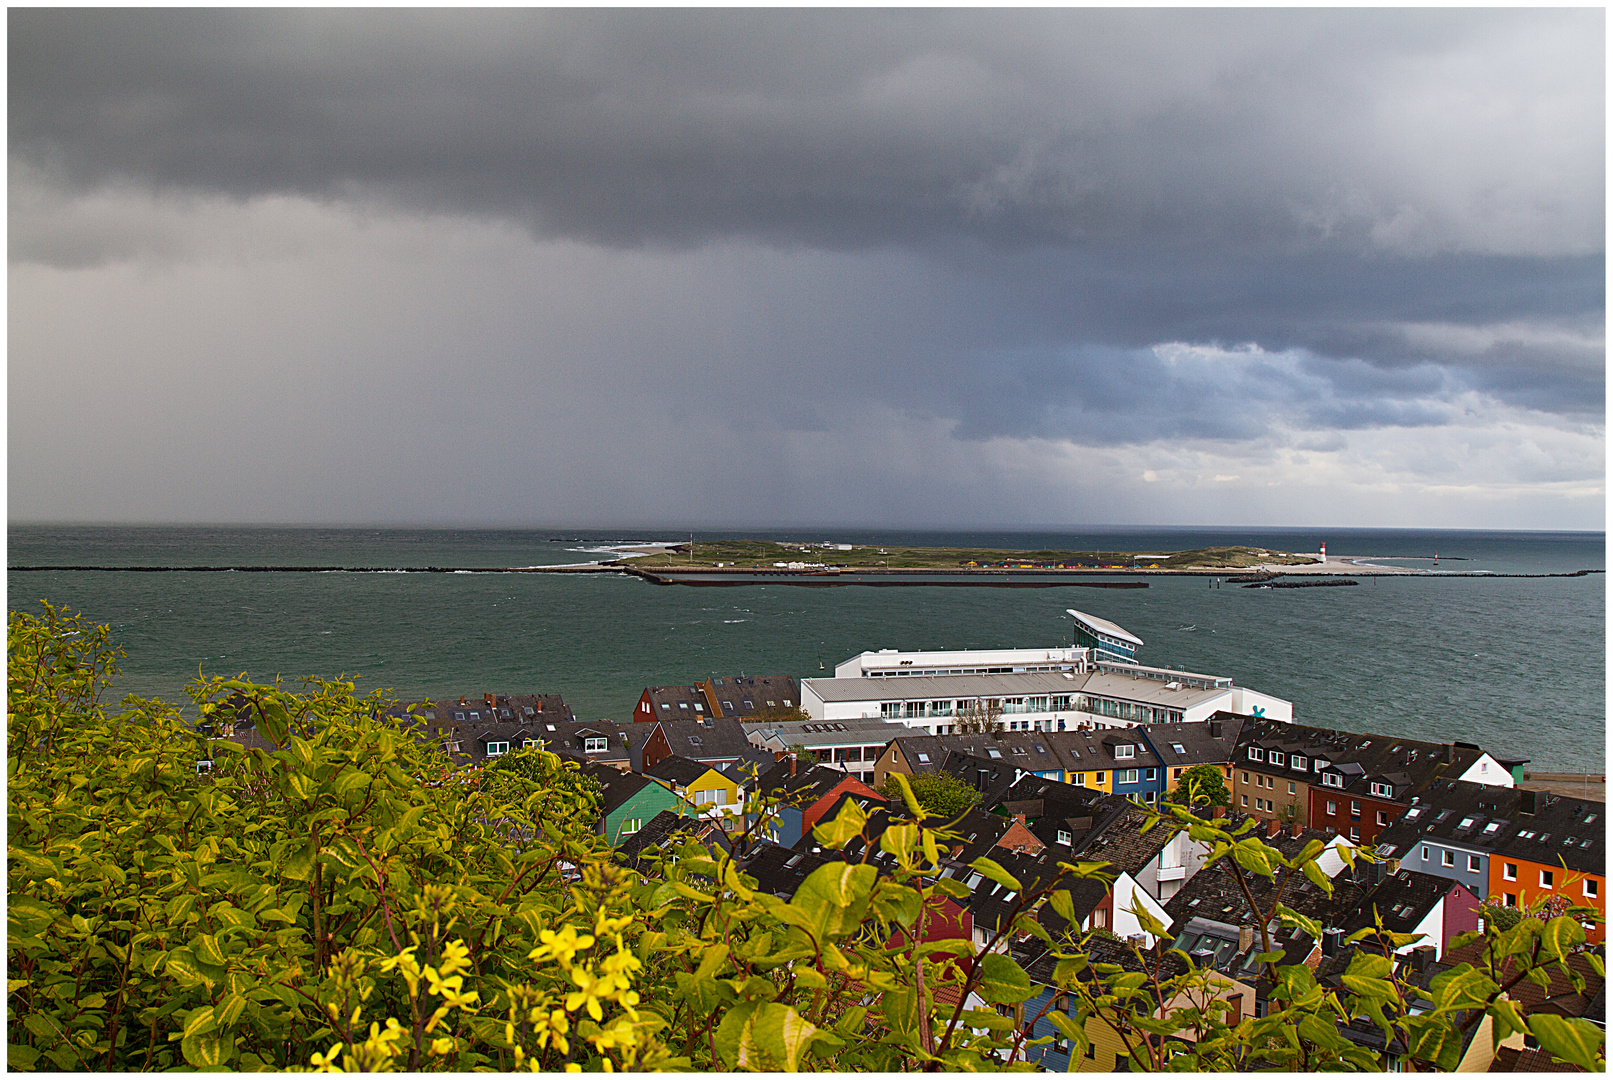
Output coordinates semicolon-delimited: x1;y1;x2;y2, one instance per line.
8;603;1606;1072
879;769;982;819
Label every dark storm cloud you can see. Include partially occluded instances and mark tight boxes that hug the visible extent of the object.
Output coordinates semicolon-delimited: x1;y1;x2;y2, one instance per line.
10;8;1602;256
7;8;1603;528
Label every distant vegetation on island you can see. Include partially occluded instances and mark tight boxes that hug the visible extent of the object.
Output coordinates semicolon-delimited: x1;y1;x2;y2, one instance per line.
621;540;1317;571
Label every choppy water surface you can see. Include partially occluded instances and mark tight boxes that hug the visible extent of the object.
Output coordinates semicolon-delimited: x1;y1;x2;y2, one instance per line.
8;525;1604;771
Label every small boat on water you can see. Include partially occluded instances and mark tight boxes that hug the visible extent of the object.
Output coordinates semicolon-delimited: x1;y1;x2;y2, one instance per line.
1178;624;1196;631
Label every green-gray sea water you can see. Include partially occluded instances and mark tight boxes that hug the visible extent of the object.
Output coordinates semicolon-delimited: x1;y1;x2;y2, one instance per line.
8;526;1604;772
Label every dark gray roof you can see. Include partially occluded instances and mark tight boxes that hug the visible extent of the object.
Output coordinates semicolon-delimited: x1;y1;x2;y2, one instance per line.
645;754;720;789
1341;869;1472;944
1236;717;1495;803
1138;715;1244;769
1482;790;1604;877
654;717;756;763
612;810;730;873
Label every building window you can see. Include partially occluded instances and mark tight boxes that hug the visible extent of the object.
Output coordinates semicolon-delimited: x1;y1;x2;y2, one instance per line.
1422;846;1430;861
1376;810;1389;827
523;739;539;748
1349;828;1360;842
1241;771;1250;784
1115;744;1135;760
1119;769;1139;785
1288;782;1297;795
486;741;510;757
1174;768;1183;780
1503;863;1518;882
1094;773;1105;785
584;737;608;753
1073;773;1085;786
1248;748;1264;762
1322;774;1342;788
620;818;642;835
1503;893;1518;908
1326;800;1337;816
1442;850;1455;867
1370;782;1391;798
1468;855;1482;874
1540;870;1555;890
1350;801;1361;819
1145;791;1157;804
1145;768;1156;781
1241;795;1249;807
1291;755;1306;771
1058;830;1072;845
1269;751;1285;767
1585;880;1599;899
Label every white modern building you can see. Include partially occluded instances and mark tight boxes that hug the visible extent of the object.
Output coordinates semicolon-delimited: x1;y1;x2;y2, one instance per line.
802;657;1291;734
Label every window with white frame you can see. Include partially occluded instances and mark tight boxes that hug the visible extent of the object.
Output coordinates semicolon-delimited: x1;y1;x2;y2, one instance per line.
523;739;539;748
1248;747;1264;762
584;736;608;753
1503;862;1518;881
1585;880;1599;899
1269;751;1285;767
1291;755;1306;771
1350;801;1361;818
1288;782;1297;795
1376;810;1389;827
1057;830;1072;845
1326;800;1337;815
1322;773;1343;788
1540;870;1555;889
620;818;642;835
1114;744;1135;760
1442;850;1455;867
1370;782;1391;798
1145;768;1156;781
1118;769;1139;785
1468;855;1481;873
486;741;510;757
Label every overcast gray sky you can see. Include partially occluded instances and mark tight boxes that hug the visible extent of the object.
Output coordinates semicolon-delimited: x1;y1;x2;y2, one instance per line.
9;9;1604;529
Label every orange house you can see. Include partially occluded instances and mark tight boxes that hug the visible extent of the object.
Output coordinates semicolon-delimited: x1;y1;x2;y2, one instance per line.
1484;791;1604;944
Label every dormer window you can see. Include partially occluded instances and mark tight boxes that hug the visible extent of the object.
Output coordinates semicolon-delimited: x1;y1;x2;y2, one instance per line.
523;739;539;748
1371;782;1393;798
1269;751;1285;767
500;707;512;719
1322;773;1343;788
1057;830;1072;845
1114;744;1135;760
1248;748;1264;762
486;741;509;757
1290;755;1306;771
584;737;608;754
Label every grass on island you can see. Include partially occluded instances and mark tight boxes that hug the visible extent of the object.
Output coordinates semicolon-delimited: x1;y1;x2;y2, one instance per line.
618;540;1315;570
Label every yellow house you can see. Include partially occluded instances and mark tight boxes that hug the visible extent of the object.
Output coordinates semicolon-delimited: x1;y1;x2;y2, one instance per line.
644;755;744;824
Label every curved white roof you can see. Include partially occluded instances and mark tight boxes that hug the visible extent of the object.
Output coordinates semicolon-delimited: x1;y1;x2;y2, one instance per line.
1067;608;1144;647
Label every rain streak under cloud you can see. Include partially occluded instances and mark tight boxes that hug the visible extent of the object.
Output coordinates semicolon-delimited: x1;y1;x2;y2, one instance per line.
8;9;1604;529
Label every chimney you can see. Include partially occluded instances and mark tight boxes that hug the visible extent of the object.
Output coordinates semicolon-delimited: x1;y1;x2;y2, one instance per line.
1013;813;1028;827
1519;789;1539;816
789;752;798;778
1387;857;1402;876
1443;743;1455;764
1267;820;1283;839
1238;925;1255;953
1321;927;1343;957
1208;719;1222;739
1411;945;1436;973
1292;821;1304;839
486;693;497;711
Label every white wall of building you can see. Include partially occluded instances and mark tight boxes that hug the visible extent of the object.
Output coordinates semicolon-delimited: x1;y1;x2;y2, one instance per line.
1458;755;1515;789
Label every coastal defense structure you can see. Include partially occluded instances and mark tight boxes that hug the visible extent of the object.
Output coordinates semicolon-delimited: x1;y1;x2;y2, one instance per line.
1067;608;1142;664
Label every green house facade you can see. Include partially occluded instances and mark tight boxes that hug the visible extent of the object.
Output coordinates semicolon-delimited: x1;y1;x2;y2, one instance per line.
592;767;688;845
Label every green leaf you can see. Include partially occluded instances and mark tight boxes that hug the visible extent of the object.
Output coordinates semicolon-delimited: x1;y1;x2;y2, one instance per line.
792;862;877;941
1542;915;1587;962
1297;1013;1351;1051
192;933;227;968
8;1044;42;1070
970;856;1022;892
811;798;868;850
281;840;316;882
1529;1014;1605;1071
1049;889;1076;925
181;1030;227;1068
975;952;1034;1004
889;771;925;819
